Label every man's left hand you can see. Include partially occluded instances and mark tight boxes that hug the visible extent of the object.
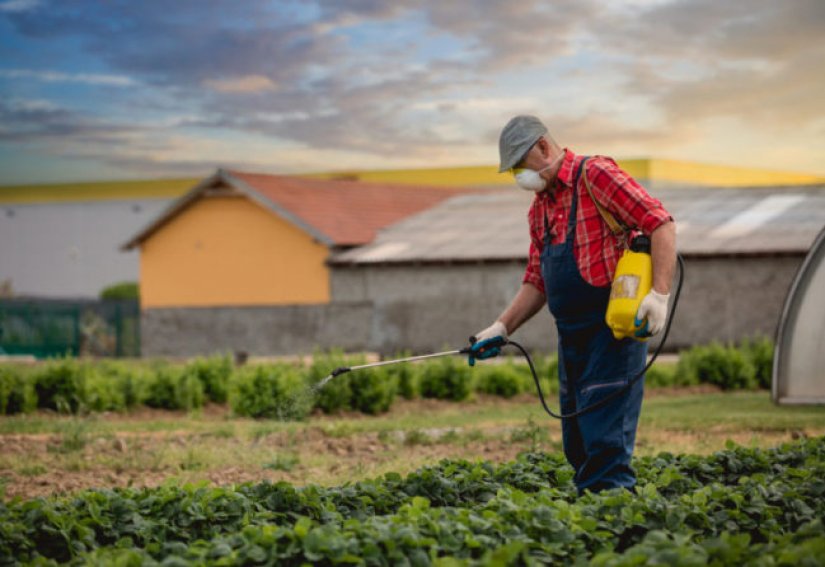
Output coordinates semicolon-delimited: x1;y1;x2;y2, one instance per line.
635;289;670;337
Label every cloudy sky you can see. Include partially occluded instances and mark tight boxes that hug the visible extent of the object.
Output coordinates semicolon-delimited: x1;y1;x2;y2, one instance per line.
1;0;823;184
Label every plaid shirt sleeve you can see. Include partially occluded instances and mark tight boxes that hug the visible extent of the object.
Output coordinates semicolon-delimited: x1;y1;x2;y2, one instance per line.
522;200;546;294
586;157;673;235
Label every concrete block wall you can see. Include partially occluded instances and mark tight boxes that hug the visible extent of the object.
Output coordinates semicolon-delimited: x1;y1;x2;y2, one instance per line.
141;255;802;357
141;302;373;358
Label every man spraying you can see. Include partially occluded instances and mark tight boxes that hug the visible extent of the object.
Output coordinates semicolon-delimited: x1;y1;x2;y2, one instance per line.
469;115;677;494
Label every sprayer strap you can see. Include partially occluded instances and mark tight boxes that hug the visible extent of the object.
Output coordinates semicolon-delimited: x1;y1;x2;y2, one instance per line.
580;158;628;238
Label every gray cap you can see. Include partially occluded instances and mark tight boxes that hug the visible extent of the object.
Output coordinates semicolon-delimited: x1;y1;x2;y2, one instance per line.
498;115;548;172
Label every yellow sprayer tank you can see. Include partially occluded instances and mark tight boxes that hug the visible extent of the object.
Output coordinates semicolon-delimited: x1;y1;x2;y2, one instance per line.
606;235;653;341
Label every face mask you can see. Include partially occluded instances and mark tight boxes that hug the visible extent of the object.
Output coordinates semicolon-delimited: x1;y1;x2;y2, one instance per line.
512;152;565;193
513;167;550;192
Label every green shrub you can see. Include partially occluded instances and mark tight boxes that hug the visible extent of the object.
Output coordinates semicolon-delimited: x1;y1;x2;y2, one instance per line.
518;354;559;397
305;350;365;414
388;352;418;400
739;336;774;389
30;357;131;414
143;365;204;411
97;360;148;409
644;363;677;388
0;365;36;414
175;370;205;412
99;281;139;301
673;349;701;387
349;366;397;414
31;357;88;413
184;355;233;403
474;363;525;398
81;366;125;412
230;363;311;420
419;355;472;401
676;342;757;390
143;364;178;410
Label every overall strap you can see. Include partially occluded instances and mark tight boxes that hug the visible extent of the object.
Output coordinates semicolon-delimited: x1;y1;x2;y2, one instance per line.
544;156;589;245
580;157;628;238
565;156;588;236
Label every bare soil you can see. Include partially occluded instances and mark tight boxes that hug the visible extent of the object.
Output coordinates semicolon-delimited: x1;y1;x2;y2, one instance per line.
1;389;819;501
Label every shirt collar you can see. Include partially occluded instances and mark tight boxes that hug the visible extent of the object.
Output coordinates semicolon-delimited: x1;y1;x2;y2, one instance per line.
555;148;576;189
533;148;576;205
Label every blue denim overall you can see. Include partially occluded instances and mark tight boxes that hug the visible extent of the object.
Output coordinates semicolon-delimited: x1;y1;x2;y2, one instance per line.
541;160;647;494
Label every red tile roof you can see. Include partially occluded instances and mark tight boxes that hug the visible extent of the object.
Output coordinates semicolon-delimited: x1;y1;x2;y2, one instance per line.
227;171;479;246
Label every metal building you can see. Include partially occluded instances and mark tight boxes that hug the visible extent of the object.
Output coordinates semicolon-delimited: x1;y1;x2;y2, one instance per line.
0;199;170;298
330;185;825;355
773;224;825;404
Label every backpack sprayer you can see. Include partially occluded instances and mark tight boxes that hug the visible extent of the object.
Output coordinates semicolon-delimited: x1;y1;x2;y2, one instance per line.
316;245;685;420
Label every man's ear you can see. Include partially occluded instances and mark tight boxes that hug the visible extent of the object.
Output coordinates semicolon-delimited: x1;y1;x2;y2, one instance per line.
535;137;550;158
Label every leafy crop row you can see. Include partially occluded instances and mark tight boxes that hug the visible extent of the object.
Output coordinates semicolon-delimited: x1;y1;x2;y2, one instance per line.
0;337;773;419
1;436;823;565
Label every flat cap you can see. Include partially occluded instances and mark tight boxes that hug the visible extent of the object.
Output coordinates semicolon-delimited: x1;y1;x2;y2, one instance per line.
498;115;548;172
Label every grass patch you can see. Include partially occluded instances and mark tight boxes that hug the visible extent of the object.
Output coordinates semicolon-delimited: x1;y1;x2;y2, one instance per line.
263;453;300;472
2;391;825;500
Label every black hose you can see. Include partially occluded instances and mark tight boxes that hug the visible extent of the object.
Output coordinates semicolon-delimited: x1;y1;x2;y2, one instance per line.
506;253;685;420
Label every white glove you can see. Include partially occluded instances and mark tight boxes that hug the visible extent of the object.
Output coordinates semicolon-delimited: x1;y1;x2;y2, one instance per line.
635;289;670;336
474;320;508;342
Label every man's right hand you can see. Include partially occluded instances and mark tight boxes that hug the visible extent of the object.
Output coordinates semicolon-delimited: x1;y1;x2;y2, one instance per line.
468;321;508;366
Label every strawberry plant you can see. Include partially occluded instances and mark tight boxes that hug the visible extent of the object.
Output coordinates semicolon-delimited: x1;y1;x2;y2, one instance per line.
2;437;824;565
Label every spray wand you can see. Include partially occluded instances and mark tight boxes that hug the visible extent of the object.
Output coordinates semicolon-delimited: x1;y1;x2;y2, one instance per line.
317;255;684;420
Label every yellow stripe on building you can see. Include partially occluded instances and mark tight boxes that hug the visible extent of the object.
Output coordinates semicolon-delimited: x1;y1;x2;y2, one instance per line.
3;159;823;205
303;166;506;187
644;159;825;187
306;159;825;188
0;178;200;204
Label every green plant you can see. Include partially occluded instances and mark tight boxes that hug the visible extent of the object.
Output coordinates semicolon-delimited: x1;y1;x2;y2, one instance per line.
739;336;774;389
510;415;548;452
31;357;88;413
403;429;432;446
645;362;678;388
3;437;825;565
419;354;472;401
175;370;205;412
184;355;234;403
676;342;757;390
305;350;362;414
143;364;205;411
348;366;397;415
388;353;418;400
0;364;36;414
474;362;525;398
96;360;147;409
230;363;312;420
263;453;300;471
50;418;91;453
99;281;139;301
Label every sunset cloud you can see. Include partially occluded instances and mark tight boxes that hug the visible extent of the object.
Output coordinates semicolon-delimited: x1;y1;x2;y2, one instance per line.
203;75;279;94
1;0;823;184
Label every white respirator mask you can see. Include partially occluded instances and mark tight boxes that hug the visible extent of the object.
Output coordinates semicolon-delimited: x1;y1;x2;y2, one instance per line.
512;152;565;193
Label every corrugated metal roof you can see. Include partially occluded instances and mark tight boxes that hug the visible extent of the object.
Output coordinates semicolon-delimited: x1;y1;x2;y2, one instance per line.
330;185;825;265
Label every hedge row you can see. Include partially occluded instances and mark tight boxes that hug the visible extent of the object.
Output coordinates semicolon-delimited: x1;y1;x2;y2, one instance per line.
0;337;774;419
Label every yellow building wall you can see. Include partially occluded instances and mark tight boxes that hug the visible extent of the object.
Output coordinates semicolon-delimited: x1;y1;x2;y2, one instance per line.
140;195;330;308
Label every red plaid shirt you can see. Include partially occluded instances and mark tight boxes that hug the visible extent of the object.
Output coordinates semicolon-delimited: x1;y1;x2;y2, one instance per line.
523;150;673;292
